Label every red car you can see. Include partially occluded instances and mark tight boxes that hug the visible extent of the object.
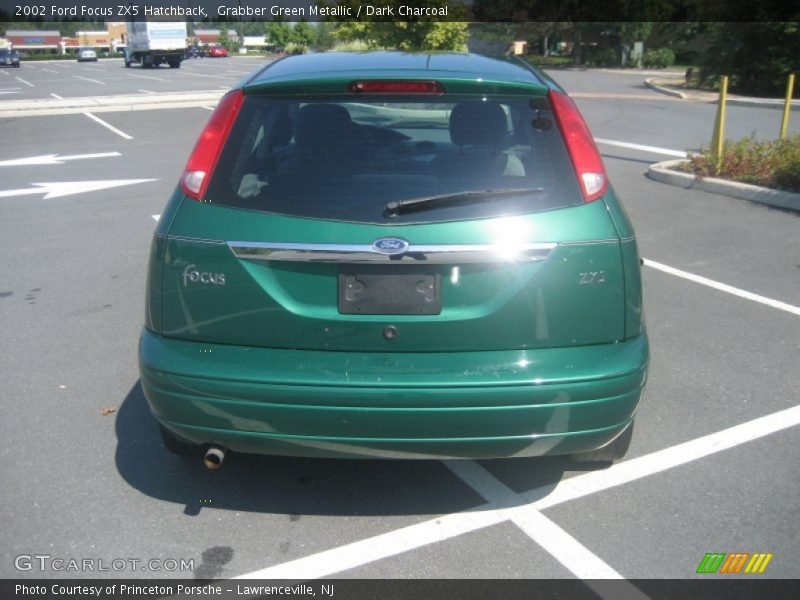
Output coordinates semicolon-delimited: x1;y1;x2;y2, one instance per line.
207;46;228;58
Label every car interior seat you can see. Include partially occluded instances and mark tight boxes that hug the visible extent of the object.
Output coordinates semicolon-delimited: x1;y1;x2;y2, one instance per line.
431;101;526;184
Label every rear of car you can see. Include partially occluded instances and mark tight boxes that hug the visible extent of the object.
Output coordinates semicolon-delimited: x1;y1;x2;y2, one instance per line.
77;49;97;62
0;49;21;67
140;53;647;463
207;45;228;58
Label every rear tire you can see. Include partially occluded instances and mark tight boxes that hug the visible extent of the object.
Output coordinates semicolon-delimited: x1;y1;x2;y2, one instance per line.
159;424;199;456
572;422;633;463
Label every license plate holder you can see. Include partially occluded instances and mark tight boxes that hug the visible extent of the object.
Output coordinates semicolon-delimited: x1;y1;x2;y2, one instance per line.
338;265;442;315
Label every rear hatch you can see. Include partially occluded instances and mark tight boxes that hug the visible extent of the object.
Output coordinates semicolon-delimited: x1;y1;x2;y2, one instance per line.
154;80;625;352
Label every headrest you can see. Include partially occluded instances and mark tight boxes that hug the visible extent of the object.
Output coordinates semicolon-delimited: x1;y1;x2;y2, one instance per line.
294;104;353;148
264;106;292;145
449;102;508;147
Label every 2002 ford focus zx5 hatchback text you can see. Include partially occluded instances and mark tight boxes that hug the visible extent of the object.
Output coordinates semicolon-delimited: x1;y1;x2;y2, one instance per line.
139;52;648;469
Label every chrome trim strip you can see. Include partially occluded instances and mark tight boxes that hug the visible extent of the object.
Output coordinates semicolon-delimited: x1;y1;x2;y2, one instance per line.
559;238;619;247
168;235;226;245
226;241;558;264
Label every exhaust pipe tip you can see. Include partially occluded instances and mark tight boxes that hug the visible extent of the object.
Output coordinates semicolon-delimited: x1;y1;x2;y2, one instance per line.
203;446;226;470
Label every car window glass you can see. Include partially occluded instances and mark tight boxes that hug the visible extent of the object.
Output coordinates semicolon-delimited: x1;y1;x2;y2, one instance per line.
205;95;582;224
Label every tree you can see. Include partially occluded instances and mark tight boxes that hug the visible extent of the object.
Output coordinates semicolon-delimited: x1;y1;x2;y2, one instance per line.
331;0;469;51
314;21;338;52
292;20;316;48
217;27;231;50
265;20;294;51
698;22;799;96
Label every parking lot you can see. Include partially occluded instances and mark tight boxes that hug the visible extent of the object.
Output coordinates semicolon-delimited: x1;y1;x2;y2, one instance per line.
0;55;265;99
0;63;799;587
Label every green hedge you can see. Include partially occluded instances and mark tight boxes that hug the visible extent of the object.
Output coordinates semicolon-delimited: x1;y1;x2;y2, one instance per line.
18;52;123;61
643;48;676;69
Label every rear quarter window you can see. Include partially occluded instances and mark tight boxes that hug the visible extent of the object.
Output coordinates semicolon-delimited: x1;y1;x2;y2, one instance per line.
204;94;583;224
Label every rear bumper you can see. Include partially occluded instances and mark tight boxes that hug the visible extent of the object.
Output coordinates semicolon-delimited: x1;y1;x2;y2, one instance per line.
139;330;648;459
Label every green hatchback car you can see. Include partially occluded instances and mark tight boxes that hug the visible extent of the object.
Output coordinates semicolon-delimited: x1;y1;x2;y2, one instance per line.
140;52;648;468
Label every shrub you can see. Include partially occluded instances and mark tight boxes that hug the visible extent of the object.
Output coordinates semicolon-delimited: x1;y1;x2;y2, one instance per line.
643;48;675;69
284;43;308;56
686;135;800;193
526;55;572;68
584;47;618;67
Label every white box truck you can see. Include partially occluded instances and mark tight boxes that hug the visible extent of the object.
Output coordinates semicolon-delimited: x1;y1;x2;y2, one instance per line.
124;21;187;68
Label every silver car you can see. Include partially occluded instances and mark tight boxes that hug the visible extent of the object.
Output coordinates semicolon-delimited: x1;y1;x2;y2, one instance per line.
77;48;97;62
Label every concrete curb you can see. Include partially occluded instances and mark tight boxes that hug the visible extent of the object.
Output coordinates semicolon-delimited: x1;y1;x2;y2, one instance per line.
644;78;687;100
647;159;800;212
717;98;800;111
0;90;226;117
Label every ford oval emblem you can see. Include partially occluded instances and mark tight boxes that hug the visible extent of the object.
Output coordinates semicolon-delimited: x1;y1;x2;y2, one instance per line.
372;237;410;255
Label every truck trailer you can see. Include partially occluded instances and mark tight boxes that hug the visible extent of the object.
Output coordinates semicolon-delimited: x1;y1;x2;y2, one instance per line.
124;21;187;68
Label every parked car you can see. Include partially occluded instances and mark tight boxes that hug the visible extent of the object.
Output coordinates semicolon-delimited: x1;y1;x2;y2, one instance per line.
77;48;97;62
206;45;228;58
186;45;203;59
0;49;21;68
140;52;648;469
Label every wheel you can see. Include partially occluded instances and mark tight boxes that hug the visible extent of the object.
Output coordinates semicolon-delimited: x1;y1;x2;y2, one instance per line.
572;422;634;463
159;424;199;456
168;59;181;69
124;60;131;68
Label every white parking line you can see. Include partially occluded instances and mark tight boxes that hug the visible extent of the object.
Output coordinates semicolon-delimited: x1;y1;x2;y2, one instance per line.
151;214;160;221
444;461;648;597
40;68;59;74
201;106;215;110
127;73;166;82
138;89;156;94
74;75;106;85
524;404;800;510
643;258;800;317
16;76;34;87
50;93;63;99
83;112;133;140
185;72;231;80
237;505;510;580
235;403;800;580
594;138;687;158
0;69;9;76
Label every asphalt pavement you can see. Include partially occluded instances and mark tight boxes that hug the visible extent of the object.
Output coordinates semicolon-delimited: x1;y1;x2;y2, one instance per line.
0;65;798;585
0;56;268;99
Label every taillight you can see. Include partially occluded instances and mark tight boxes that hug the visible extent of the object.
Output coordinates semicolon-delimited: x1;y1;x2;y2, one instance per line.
547;89;608;202
347;80;445;94
181;89;244;201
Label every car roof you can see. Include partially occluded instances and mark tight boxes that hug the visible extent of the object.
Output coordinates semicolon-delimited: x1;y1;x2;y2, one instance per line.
246;51;552;95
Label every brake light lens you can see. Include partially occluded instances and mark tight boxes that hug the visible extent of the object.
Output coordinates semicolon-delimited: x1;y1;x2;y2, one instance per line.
181;89;244;200
547;89;608;202
347;80;444;94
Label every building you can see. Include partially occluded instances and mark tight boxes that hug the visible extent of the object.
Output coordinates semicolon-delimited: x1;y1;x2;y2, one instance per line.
242;35;268;50
192;29;239;46
5;30;62;53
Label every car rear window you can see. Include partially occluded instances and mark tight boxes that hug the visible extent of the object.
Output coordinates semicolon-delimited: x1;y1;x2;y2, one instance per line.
204;94;583;224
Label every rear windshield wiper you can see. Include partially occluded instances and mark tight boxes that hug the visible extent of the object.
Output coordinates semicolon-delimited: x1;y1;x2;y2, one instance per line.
384;188;544;218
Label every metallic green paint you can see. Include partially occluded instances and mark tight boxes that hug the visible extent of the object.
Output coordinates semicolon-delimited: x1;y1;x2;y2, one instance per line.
159;200;626;352
602;187;645;338
139;51;649;459
140;328;647;459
